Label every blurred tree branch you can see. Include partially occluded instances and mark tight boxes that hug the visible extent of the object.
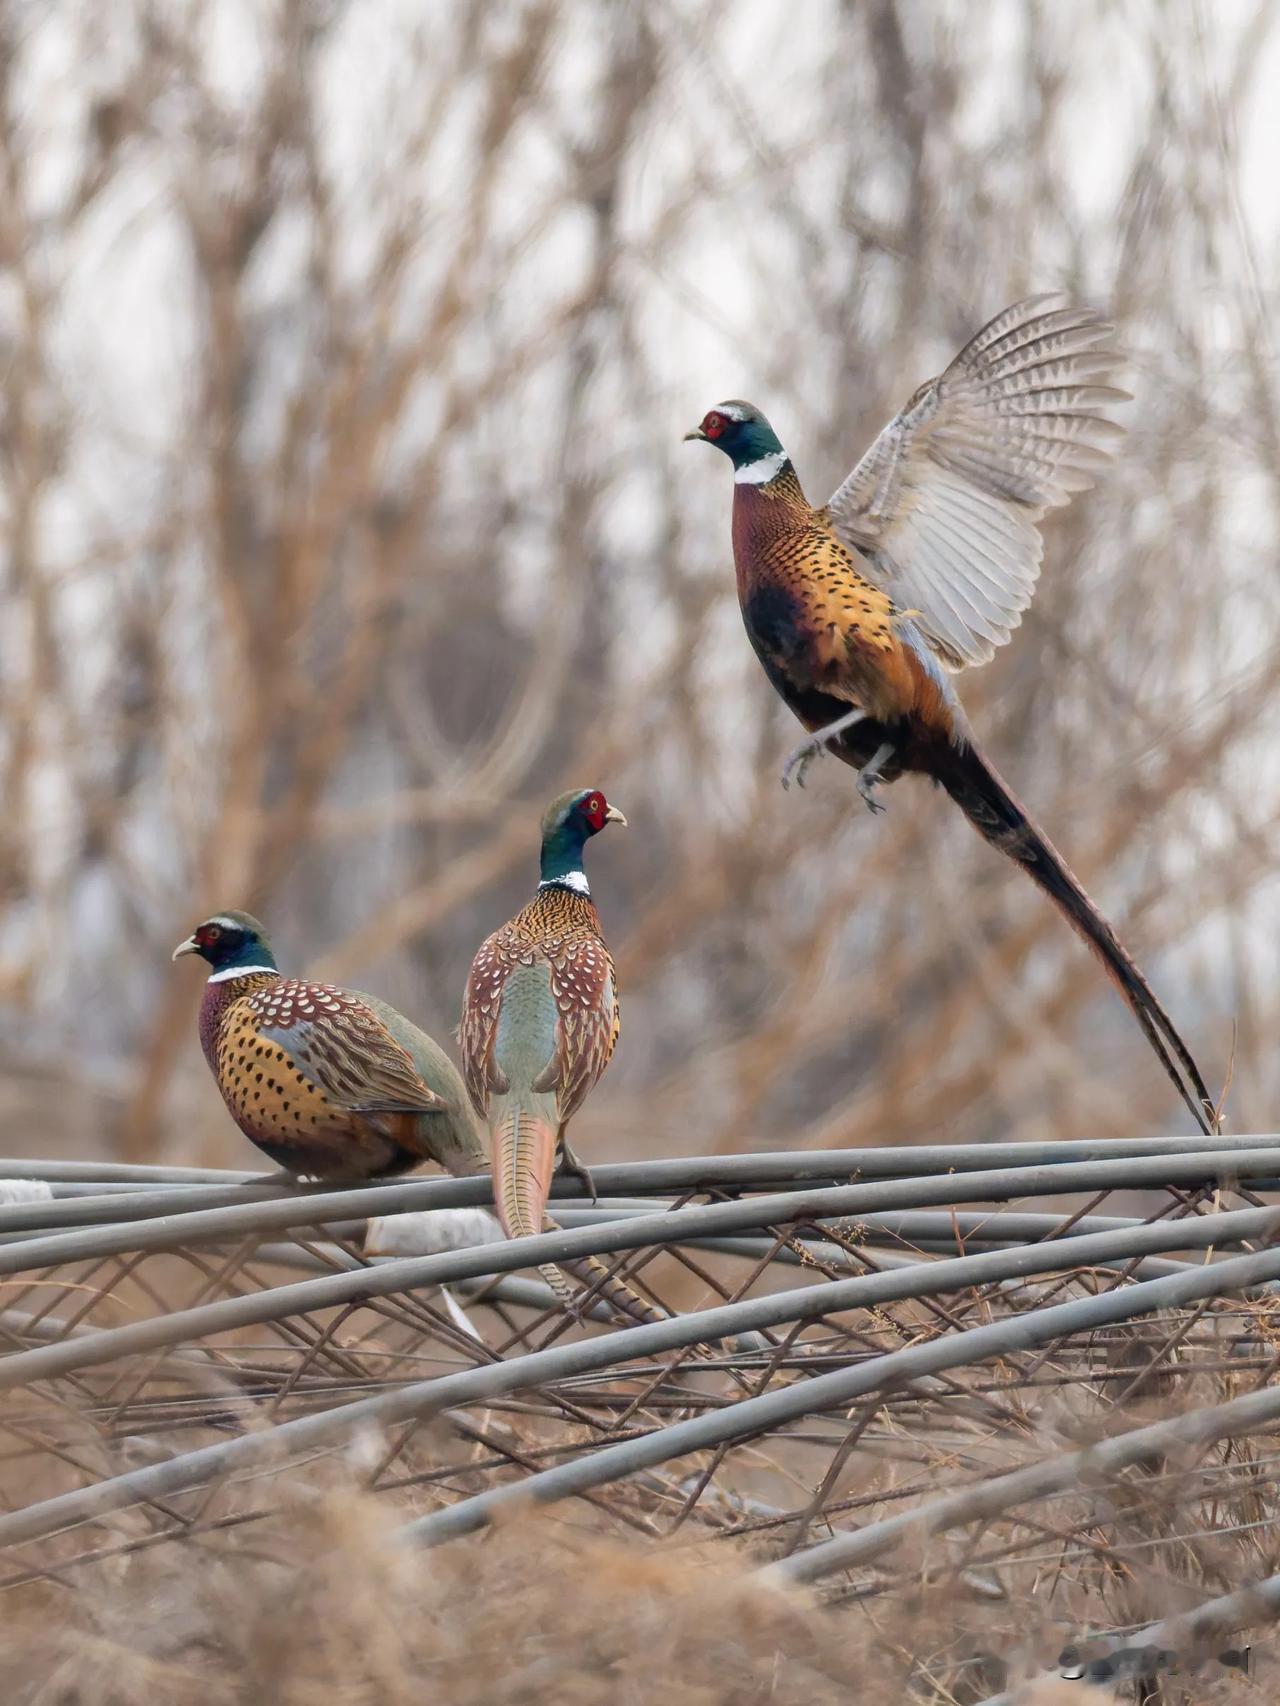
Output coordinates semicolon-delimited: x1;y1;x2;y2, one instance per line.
0;0;1274;1167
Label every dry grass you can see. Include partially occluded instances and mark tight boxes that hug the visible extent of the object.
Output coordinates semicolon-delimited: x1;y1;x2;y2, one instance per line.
0;1467;1120;1706
0;0;1275;1170
2;1156;1279;1703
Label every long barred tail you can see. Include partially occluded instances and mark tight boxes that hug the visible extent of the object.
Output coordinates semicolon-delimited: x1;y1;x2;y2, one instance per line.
491;1104;756;1350
490;1100;665;1319
554;1231;766;1356
555;1241;667;1326
927;738;1215;1135
491;1099;578;1306
491;1099;557;1240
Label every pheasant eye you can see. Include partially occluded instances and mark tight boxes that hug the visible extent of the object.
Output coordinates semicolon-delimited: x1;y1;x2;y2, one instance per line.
704;412;727;440
199;924;222;945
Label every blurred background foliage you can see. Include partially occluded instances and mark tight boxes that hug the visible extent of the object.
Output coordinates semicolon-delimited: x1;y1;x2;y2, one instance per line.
0;0;1277;1166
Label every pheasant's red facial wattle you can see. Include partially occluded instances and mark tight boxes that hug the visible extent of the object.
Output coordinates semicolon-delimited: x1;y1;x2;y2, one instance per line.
701;411;730;441
581;792;607;831
195;922;223;949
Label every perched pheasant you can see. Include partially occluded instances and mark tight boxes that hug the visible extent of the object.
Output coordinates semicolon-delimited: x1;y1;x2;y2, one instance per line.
685;295;1214;1133
173;911;486;1181
460;789;625;1273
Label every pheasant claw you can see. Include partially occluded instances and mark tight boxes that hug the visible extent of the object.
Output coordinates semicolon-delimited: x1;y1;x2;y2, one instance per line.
855;739;897;815
559;1136;598;1204
780;706;869;792
780;737;820;791
856;774;887;815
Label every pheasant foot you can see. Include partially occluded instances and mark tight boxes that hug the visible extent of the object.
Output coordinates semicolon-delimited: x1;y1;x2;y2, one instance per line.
559;1135;598;1204
780;707;868;790
856;740;897;815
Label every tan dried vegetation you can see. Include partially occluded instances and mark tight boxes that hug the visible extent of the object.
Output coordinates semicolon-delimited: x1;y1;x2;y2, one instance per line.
0;1468;1120;1706
0;0;1276;1169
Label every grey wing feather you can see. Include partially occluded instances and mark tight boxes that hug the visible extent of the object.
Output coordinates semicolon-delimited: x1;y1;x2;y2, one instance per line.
356;992;490;1173
357;992;472;1108
826;295;1129;669
260;1007;448;1116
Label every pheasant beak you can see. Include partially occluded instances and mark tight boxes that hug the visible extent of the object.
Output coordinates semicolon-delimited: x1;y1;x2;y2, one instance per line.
604;804;627;827
172;935;199;961
683;426;707;442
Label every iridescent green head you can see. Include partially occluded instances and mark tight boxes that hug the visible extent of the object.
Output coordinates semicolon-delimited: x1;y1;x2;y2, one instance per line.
539;789;626;893
685;400;788;482
172;910;278;979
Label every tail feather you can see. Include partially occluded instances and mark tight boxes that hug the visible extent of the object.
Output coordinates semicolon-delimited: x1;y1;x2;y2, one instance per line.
492;1110;757;1344
553;1234;766;1355
483;1102;759;1345
491;1097;579;1308
491;1099;557;1241
926;738;1215;1134
555;1242;667;1326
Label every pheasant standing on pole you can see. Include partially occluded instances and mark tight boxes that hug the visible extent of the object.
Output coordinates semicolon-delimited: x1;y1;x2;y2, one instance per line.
173;910;486;1180
460;789;625;1292
684;296;1214;1134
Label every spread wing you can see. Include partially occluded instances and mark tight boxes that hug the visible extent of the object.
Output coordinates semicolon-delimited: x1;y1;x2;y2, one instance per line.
247;979;447;1115
826;296;1128;670
458;929;515;1117
536;936;620;1124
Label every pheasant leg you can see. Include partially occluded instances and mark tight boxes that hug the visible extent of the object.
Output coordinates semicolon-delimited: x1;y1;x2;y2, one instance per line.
856;740;897;815
780;707;868;791
558;1134;598;1204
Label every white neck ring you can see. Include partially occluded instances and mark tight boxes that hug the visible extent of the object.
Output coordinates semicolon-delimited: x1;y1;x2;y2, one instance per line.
207;964;277;984
540;872;590;896
735;450;787;485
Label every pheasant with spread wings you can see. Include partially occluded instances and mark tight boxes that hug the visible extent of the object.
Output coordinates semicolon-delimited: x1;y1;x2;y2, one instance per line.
685;296;1214;1133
